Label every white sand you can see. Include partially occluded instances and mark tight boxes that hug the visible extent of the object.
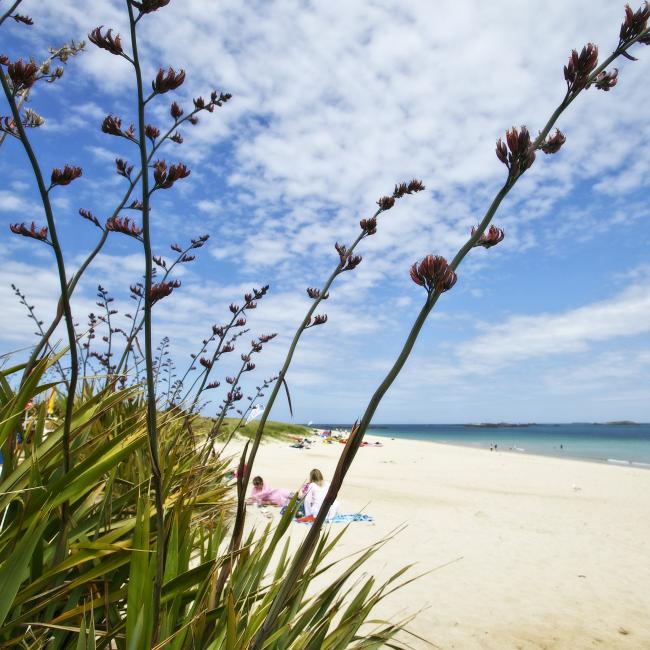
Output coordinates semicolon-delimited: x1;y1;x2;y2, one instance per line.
237;433;650;649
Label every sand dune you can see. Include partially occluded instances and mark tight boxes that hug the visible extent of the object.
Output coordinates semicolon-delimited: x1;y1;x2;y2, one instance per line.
238;434;650;649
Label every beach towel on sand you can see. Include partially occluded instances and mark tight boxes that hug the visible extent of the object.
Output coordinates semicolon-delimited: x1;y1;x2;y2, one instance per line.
296;513;374;524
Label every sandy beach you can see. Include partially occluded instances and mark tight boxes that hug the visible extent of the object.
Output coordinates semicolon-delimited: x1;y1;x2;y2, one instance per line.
236;432;650;649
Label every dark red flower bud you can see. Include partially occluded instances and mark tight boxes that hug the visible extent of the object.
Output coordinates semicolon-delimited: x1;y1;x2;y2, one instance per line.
88;27;123;56
130;199;143;210
12;14;34;25
410;255;457;294
0;116;16;135
51;164;82;187
244;362;256;372
540;129;566;154
495;139;508;165
79;208;101;228
564;43;598;93
105;216;143;238
170;101;183;119
115;158;133;178
377;196;395;211
226;376;236;385
152;160;190;189
145;124;160;141
170;131;183;144
392;179;425;198
307;287;329;299
152;67;185;94
343;255;362;271
222;343;234;353
7;59;38;93
212;325;225;337
132;0;170;14
206;381;220;389
619;3;650;45
150;279;180;304
10;221;48;242
101;115;123;136
593;69;619;91
306;314;328;328
199;357;213;370
241;353;251;362
229;303;239;314
180;253;195;262
191;234;209;248
471;225;505;249
235;318;246;327
188;116;199;126
335;242;347;262
170;243;182;252
259;333;277;343
227;389;243;402
498;126;536;176
360;216;377;235
193;96;205;110
153;255;167;268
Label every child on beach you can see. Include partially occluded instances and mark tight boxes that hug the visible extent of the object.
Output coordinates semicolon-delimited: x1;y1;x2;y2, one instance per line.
302;468;340;519
246;476;292;507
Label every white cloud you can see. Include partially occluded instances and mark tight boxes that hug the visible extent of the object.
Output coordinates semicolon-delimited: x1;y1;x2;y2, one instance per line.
3;1;650;422
458;283;650;367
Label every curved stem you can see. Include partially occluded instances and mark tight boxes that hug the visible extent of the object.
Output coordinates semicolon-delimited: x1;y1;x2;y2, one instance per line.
0;68;78;528
0;1;22;28
252;29;650;647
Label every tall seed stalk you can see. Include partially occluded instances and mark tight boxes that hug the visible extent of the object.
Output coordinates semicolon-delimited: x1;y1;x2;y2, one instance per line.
251;17;650;646
125;2;166;640
0;70;78;539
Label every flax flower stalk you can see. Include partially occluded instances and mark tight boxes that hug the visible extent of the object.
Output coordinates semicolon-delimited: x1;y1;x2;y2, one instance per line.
214;204;382;600
23;99;208;384
125;1;165;641
251;18;650;648
0;69;78;529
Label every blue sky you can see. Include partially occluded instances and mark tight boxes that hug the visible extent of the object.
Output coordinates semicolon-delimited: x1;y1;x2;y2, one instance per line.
1;0;649;424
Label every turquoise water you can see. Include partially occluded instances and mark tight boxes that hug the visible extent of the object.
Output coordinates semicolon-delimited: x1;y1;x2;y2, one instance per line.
315;423;650;468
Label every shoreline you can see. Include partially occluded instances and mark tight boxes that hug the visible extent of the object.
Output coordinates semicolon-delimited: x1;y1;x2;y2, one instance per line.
240;432;650;648
307;426;650;470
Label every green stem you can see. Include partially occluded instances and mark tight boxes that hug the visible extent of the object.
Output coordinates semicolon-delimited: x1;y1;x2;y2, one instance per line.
0;1;22;28
126;2;165;644
0;68;78;533
252;29;650;647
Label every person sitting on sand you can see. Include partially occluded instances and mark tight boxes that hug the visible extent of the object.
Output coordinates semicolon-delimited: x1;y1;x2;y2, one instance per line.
302;468;340;519
246;476;292;507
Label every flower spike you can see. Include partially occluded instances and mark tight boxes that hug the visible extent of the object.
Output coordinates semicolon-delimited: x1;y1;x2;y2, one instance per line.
410;255;457;294
471;225;505;249
88;27;124;56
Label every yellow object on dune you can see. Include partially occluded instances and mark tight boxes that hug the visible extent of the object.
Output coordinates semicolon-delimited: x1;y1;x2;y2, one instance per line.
47;388;56;415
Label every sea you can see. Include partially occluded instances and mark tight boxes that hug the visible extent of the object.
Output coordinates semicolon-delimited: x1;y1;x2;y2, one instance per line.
313;423;650;468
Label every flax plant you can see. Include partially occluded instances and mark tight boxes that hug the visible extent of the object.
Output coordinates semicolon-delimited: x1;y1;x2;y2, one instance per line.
0;53;81;532
1;2;649;649
250;6;650;645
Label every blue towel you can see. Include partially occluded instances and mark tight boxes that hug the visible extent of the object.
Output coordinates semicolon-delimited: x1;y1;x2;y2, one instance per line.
295;513;374;524
327;513;374;524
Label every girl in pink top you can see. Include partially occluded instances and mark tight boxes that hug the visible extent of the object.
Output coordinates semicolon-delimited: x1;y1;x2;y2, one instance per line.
247;476;292;507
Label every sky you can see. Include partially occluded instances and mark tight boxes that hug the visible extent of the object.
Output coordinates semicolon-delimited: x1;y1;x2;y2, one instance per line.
1;0;649;424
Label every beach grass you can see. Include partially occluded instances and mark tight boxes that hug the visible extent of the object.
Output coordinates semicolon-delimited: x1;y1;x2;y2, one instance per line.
192;415;311;441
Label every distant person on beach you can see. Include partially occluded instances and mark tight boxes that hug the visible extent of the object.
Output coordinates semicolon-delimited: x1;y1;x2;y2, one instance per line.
246;476;292;507
302;468;340;518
